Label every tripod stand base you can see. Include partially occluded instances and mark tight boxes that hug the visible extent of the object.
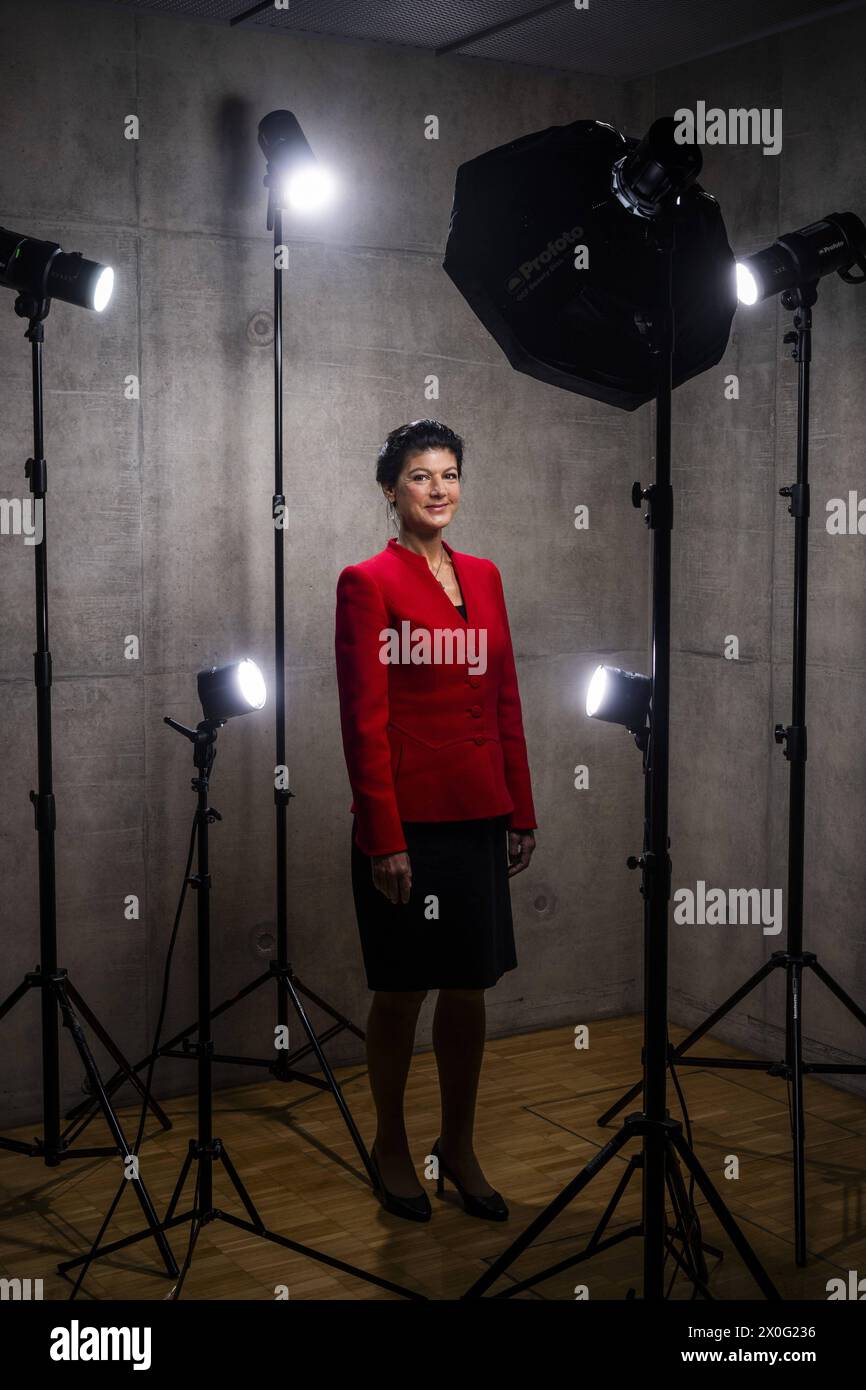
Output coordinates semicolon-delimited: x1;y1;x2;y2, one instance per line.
0;968;177;1277
65;960;377;1187
58;1136;423;1301
598;951;866;1267
462;1111;780;1300
0;968;172;1161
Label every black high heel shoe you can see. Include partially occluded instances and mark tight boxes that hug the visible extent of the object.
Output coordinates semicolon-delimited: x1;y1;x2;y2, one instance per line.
431;1137;509;1221
370;1144;432;1222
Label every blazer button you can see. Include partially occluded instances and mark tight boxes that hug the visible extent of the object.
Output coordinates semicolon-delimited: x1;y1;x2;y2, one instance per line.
474;736;484;745
468;675;481;688
470;704;482;717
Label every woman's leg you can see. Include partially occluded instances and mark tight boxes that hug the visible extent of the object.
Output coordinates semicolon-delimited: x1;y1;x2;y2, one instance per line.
366;989;427;1197
433;988;495;1196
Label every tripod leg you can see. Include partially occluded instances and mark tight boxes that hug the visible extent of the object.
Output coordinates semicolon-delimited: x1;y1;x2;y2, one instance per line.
0;977;32;1023
453;1157;644;1300
168;1217;202;1301
663;1172;693;1298
55;981;178;1277
63;970;274;1126
280;974;376;1185
165;1142;196;1223
809;961;866;1030
586;1153;641;1254
669;1129;780;1299
663;1153;714;1299
597;1076;643;1126
670;959;779;1059
66;1176;126;1299
0;980;40;1156
291;977;366;1043
63;981;172;1133
462;1122;634;1298
665;1148;708;1287
167;1167;203;1302
662;1230;713;1299
597;960;780;1127
218;1145;265;1233
788;959;807;1267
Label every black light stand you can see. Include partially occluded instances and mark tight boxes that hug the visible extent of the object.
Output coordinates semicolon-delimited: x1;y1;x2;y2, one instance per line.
59;716;421;1300
256;179;372;1172
66;119;376;1191
462;223;779;1301
0;288;176;1278
598;281;866;1268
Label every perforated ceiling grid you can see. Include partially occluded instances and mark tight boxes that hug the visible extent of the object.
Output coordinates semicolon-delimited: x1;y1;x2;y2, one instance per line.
92;0;863;78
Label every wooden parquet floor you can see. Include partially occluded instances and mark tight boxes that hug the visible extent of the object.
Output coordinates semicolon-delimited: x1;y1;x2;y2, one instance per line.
1;1016;864;1300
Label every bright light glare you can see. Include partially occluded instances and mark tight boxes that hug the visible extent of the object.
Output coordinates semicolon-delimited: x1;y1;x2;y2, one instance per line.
237;659;267;710
736;262;759;306
285;164;335;213
93;266;114;312
586;665;608;719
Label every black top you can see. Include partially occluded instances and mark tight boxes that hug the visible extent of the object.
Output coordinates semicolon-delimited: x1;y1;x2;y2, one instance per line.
455;603;466;618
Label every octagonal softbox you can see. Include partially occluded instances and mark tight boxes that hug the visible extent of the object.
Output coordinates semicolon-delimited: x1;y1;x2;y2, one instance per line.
443;119;736;412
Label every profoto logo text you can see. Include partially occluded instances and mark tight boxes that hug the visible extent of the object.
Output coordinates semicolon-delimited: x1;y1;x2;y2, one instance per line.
506;224;584;298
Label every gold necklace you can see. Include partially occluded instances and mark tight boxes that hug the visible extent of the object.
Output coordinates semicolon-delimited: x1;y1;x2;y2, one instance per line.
398;533;448;582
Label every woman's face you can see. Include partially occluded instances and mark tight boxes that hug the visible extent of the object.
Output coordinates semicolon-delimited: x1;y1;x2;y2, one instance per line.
387;447;461;536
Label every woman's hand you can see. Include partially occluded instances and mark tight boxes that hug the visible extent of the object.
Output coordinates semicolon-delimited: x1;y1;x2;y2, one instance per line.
507;830;536;877
371;850;413;905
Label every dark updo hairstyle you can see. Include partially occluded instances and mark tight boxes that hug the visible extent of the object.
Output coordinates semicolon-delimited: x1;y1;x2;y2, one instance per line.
375;419;464;491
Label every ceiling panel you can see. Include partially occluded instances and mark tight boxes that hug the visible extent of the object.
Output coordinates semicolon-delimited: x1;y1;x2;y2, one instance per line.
91;0;866;78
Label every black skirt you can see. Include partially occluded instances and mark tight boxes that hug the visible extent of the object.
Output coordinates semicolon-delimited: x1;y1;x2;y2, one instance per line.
350;814;518;990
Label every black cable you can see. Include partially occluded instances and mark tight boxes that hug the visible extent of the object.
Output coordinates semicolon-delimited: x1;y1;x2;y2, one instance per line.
68;1172;125;1301
132;809;199;1156
669;1050;708;1298
168;1164;202;1301
66;812;197;1300
669;1053;696;1164
647;716;700;1275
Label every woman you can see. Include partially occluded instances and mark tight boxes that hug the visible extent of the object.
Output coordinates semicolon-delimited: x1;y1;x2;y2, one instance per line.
334;419;537;1223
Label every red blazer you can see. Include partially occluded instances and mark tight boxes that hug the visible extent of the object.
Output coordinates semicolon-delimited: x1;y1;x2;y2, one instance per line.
335;536;537;857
